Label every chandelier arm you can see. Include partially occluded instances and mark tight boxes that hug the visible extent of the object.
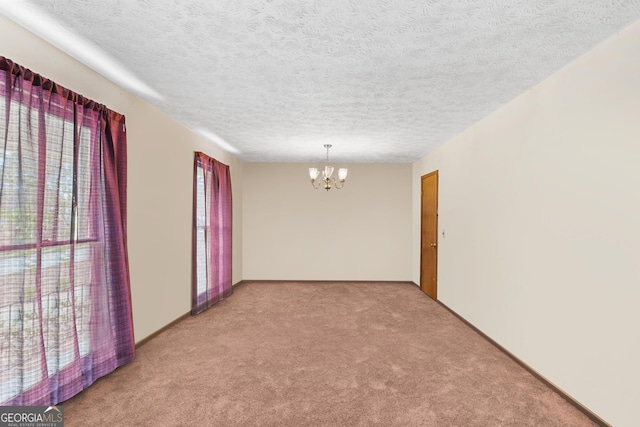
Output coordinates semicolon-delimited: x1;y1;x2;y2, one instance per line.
310;179;322;190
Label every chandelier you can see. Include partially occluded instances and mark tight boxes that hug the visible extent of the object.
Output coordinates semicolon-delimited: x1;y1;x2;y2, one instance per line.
309;144;348;191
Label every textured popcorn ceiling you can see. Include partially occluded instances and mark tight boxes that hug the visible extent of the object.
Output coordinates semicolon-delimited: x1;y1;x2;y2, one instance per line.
5;1;640;163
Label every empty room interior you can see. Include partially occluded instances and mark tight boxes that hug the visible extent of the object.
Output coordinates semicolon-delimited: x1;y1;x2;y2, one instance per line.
0;2;639;426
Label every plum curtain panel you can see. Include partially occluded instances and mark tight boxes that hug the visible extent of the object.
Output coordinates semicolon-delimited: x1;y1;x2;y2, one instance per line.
0;57;135;405
192;152;232;315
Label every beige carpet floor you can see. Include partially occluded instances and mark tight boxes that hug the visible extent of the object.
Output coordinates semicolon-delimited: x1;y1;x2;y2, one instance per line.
62;281;598;426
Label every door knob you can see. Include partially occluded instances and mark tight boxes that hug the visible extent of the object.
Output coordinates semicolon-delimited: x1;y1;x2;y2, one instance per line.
430;243;436;248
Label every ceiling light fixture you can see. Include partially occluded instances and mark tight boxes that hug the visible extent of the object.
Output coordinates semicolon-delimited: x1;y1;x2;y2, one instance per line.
309;144;348;191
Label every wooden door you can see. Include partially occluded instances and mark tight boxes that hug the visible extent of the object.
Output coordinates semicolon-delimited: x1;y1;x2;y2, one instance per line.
420;171;438;300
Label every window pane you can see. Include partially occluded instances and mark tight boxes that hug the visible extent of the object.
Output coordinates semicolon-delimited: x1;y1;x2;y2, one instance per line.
76;126;95;241
196;167;206;227
0;248;38;402
0;94;95;401
42;113;74;243
0;100;39;246
74;243;93;358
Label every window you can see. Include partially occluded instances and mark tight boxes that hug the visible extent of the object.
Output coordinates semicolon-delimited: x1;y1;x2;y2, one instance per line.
192;152;233;314
0;106;94;401
0;56;134;405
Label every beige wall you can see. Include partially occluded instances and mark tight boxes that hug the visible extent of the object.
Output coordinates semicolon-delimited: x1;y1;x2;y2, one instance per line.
412;21;640;426
243;163;412;280
7;8;639;424
0;14;243;342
